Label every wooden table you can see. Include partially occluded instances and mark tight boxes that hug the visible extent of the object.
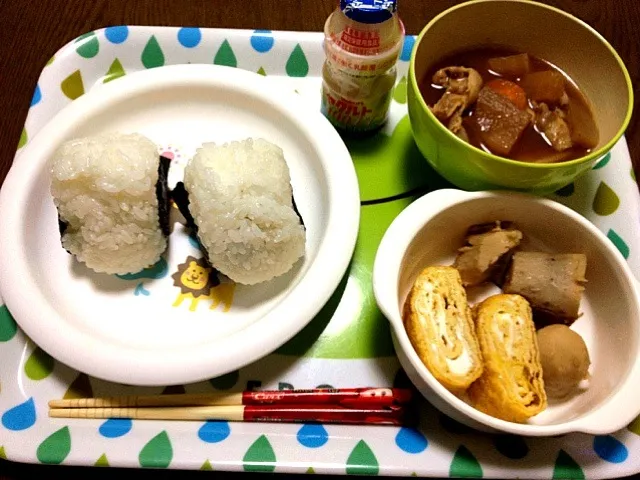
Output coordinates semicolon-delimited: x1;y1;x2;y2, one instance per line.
0;0;639;479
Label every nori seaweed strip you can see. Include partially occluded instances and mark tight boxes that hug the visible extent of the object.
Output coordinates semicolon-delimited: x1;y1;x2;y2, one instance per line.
291;193;305;228
171;182;195;229
58;216;72;255
170;181;212;264
156;155;171;237
58;217;68;236
171;181;304;280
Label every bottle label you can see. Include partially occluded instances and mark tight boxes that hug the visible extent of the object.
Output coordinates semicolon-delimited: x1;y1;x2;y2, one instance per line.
331;26;381;55
325;43;398;77
321;83;392;132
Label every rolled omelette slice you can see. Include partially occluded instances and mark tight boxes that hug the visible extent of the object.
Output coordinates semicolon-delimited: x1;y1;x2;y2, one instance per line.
468;294;547;423
403;266;483;393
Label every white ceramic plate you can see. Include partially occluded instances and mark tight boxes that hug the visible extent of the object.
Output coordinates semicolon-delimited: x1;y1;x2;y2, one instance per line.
0;64;360;386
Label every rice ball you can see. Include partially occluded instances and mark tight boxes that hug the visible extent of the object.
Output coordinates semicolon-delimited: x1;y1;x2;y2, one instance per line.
50;132;170;275
182;138;306;285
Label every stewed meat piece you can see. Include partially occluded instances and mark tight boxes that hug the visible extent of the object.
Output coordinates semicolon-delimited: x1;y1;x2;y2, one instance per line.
453;221;523;287
430;66;483;134
533;101;573;152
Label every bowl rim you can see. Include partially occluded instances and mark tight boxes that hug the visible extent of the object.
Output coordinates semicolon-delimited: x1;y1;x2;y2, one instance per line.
373;188;640;436
0;63;361;386
408;0;635;170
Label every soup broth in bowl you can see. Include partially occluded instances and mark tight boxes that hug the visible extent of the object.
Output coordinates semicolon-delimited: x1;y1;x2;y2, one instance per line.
420;47;600;164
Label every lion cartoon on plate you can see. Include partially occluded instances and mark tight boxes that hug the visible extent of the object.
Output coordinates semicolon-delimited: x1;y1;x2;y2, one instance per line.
171;255;235;312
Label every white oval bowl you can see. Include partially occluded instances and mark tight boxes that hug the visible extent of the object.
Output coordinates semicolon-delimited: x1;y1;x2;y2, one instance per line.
373;188;640;436
0;64;360;386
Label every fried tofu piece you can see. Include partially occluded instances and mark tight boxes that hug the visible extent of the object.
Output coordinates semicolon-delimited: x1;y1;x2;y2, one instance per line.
403;266;483;393
468;294;547;423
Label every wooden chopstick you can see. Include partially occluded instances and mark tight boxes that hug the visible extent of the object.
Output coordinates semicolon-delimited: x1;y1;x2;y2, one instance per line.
49;392;243;409
48;404;413;426
49;387;414;409
50;405;245;421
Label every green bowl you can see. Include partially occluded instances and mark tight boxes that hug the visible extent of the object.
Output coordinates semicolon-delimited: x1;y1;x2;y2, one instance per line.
407;0;634;195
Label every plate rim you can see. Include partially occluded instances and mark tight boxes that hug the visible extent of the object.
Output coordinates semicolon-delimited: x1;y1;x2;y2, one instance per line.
0;64;361;386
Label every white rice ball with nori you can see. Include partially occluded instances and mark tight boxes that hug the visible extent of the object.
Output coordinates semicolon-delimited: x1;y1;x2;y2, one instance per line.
50;132;170;275
183;138;306;285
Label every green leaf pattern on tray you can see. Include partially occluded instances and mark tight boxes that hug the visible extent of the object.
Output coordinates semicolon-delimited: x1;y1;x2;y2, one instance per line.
608;229;630;259
24;346;55;381
593;181;621;216
393;75;407;104
592;152;612;170
60;70;84;99
346;440;379;476
3;26;640;478
103;58;126;83
36;427;71;465
17;128;27;149
553;450;585;480
449;446;482;478
627;415;640;438
63;372;93;399
243;435;276;472
75;31;99;59
139;431;173;468
286;44;309;77
141;35;165;69
213;39;237;67
0;304;17;341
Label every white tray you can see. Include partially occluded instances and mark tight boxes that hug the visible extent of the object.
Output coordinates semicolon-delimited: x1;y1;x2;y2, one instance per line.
1;26;640;478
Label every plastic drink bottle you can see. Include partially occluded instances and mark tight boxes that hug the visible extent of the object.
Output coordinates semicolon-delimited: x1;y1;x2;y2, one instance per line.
321;0;405;134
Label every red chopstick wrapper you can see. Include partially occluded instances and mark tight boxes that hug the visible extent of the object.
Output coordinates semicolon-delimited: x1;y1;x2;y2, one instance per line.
242;404;415;426
242;387;414;407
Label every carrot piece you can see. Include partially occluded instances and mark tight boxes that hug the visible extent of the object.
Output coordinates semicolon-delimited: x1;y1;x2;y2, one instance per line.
486;79;528;110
